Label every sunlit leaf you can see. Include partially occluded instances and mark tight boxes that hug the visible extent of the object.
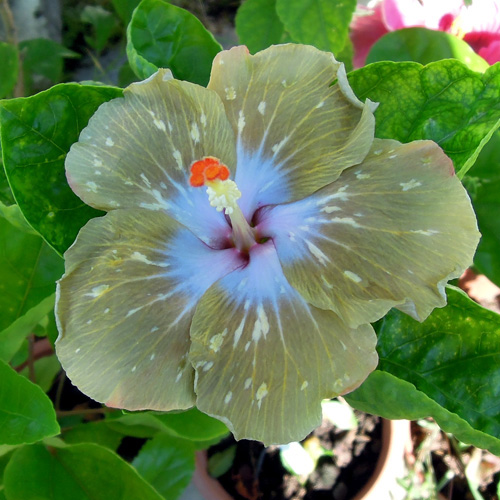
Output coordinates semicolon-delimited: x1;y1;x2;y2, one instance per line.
127;0;221;85
367;27;489;72
347;287;500;454
348;60;500;178
0;83;122;254
236;0;285;53
275;0;356;54
0;359;59;445
132;433;195;500
3;443;164;499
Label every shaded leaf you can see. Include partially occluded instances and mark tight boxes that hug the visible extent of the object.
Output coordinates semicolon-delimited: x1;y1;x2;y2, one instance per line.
19;354;60;393
81;6;119;53
0;295;55;363
3;443;163;499
0;214;63;333
126;0;221;85
347;287;500;454
0;83;122;254
19;39;79;95
132;433;195;499
112;0;141;25
0;359;59;445
236;0;285;53
276;0;356;54
0;42;18;98
348;60;500;177
465;131;500;285
367;27;489;72
62;421;123;451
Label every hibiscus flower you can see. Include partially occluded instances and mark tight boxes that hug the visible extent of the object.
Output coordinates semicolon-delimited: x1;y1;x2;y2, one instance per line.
351;0;500;68
55;44;479;445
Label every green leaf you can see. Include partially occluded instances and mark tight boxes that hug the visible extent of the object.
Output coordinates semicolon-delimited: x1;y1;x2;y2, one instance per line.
0;202;37;234
348;287;500;454
0;359;59;445
62;421;123;451
0;42;18;99
19;354;60;393
236;0;285;53
465;131;500;285
275;0;356;54
0;214;63;333
126;0;221;85
346;371;500;455
19;39;79;95
0;295;55;363
81;6;119;53
0;83;122;255
348;60;500;178
112;0;141;25
3;443;164;500
132;434;195;500
153;407;229;442
366;28;489;72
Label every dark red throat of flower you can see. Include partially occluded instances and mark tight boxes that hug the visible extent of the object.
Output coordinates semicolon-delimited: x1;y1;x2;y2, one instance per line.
189;156;230;187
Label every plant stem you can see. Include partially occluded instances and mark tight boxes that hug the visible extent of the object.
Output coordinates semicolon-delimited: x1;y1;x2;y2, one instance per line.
56;407;116;417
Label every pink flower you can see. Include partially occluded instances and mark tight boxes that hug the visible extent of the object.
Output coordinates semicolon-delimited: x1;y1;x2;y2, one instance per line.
350;0;500;67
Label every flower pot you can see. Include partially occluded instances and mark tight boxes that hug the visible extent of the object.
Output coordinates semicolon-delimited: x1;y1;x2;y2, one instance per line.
193;418;411;500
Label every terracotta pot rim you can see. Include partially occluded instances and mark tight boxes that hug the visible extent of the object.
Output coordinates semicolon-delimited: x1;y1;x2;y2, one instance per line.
193;418;411;500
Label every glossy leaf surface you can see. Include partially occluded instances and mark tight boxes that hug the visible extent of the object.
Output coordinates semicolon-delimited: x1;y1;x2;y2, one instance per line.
348;287;500;454
127;0;221;85
276;0;356;54
0;84;122;254
132;433;195;500
0;359;59;445
3;443;164;500
367;27;489;72
348;60;500;177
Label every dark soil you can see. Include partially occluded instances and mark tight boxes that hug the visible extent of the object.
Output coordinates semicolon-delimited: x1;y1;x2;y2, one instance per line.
208;412;381;500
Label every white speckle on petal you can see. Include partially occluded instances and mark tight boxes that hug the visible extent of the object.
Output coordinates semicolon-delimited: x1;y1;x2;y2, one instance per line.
190;122;200;143
85;284;109;298
244;378;252;389
200;112;207;127
355;170;371;179
151;326;159;332
175;372;182;383
305;240;330;266
86;181;98;193
140;173;151;187
301;381;309;391
316;101;325;108
400;179;422;191
131;366;136;372
203;361;214;371
93;158;102;167
330;217;361;228
172;149;183;170
411;229;439;236
321;205;342;213
245;341;251;351
389;154;397;159
258;101;266;115
154;119;166;131
225;86;236;100
75;348;81;354
271;136;288;155
224;391;232;404
344;270;362;283
105;137;114;147
233;318;246;348
256;383;268;409
252;304;269;343
210;328;228;352
237;110;245;134
150;353;155;361
104;308;110;314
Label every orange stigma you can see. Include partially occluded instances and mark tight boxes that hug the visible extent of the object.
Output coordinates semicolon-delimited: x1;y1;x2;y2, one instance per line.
189;157;230;187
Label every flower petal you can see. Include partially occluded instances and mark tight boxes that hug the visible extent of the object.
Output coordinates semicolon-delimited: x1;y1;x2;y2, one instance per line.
189;242;378;445
56;209;244;410
207;44;376;217
66;69;236;247
257;140;480;327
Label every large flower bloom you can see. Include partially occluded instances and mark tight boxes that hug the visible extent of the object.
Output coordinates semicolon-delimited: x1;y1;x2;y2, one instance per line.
351;0;500;67
55;44;479;445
